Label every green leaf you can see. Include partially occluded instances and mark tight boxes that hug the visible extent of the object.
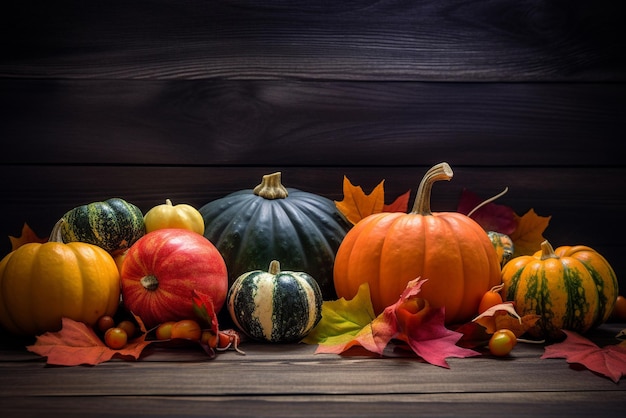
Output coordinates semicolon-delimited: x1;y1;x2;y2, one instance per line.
302;283;376;345
305;278;480;368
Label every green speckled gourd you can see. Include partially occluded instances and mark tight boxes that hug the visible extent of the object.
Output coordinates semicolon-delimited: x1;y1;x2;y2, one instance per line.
51;198;145;254
199;172;352;300
488;231;514;267
501;240;618;340
227;260;323;342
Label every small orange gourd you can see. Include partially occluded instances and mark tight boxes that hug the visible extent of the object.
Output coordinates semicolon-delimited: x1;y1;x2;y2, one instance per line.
333;162;502;324
478;283;505;314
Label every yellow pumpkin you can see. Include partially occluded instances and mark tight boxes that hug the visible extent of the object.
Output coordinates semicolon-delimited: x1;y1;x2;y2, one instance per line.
0;241;120;335
144;199;205;235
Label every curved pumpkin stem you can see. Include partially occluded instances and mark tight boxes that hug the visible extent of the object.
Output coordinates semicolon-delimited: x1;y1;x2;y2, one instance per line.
410;162;454;215
49;218;66;243
253;172;289;200
540;240;560;260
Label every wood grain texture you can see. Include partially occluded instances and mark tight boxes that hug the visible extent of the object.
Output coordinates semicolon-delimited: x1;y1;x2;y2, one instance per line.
2;392;625;418
2;0;625;81
1;80;624;166
0;323;625;417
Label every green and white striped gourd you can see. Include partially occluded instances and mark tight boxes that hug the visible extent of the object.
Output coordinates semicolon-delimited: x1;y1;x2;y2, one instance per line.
51;197;145;254
227;260;323;343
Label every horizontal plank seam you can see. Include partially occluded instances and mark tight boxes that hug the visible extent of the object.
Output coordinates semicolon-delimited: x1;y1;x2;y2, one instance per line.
2;163;626;169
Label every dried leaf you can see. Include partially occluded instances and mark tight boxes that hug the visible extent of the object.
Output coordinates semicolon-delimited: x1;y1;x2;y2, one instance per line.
26;317;152;366
508;209;551;257
456;303;541;348
454;321;492;349
191;289;221;356
383;189;411;213
541;330;626;383
496;312;541;337
9;223;48;251
335;177;385;225
192;289;219;335
473;302;522;334
457;189;517;235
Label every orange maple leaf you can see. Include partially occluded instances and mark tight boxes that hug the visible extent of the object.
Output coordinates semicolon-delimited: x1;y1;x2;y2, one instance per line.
9;223;48;251
508;209;551;257
26;316;152;366
335;176;385;225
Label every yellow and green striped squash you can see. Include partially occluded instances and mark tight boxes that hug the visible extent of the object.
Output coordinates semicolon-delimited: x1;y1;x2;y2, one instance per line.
501;240;618;339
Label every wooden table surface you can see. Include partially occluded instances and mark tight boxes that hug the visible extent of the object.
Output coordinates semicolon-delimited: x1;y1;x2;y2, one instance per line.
1;323;625;418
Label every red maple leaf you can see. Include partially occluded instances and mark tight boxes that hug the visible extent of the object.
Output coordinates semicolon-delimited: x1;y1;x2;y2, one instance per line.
192;289;219;335
541;330;626;383
373;278;480;367
313;278;479;368
383;189;411;213
26;316;152;366
457;188;517;235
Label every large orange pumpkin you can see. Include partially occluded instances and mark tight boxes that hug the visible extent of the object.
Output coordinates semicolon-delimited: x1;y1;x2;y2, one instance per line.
333;162;502;324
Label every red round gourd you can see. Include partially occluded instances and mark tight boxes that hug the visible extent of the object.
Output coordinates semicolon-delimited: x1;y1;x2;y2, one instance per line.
120;228;228;329
333;162;502;324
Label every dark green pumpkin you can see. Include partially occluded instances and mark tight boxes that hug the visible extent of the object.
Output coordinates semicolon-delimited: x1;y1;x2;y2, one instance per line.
227;260;323;342
200;172;351;300
52;197;145;254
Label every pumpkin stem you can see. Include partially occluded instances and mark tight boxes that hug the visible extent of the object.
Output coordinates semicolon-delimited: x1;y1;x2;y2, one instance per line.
539;240;559;260
253;172;289;200
140;275;159;291
268;260;281;275
49;218;66;243
410;162;454;215
165;199;173;206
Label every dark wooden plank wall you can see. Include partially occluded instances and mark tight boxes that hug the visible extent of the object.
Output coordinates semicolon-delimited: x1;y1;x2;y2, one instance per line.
2;1;625;290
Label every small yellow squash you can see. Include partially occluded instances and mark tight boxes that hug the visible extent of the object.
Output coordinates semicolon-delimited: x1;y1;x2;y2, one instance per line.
144;199;205;235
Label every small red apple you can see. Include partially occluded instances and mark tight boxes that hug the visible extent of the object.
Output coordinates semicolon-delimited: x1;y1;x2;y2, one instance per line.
120;228;228;328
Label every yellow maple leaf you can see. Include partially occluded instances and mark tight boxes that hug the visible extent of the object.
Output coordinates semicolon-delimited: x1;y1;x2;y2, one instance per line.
9;223;48;251
508;209;551;257
335;176;385;225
